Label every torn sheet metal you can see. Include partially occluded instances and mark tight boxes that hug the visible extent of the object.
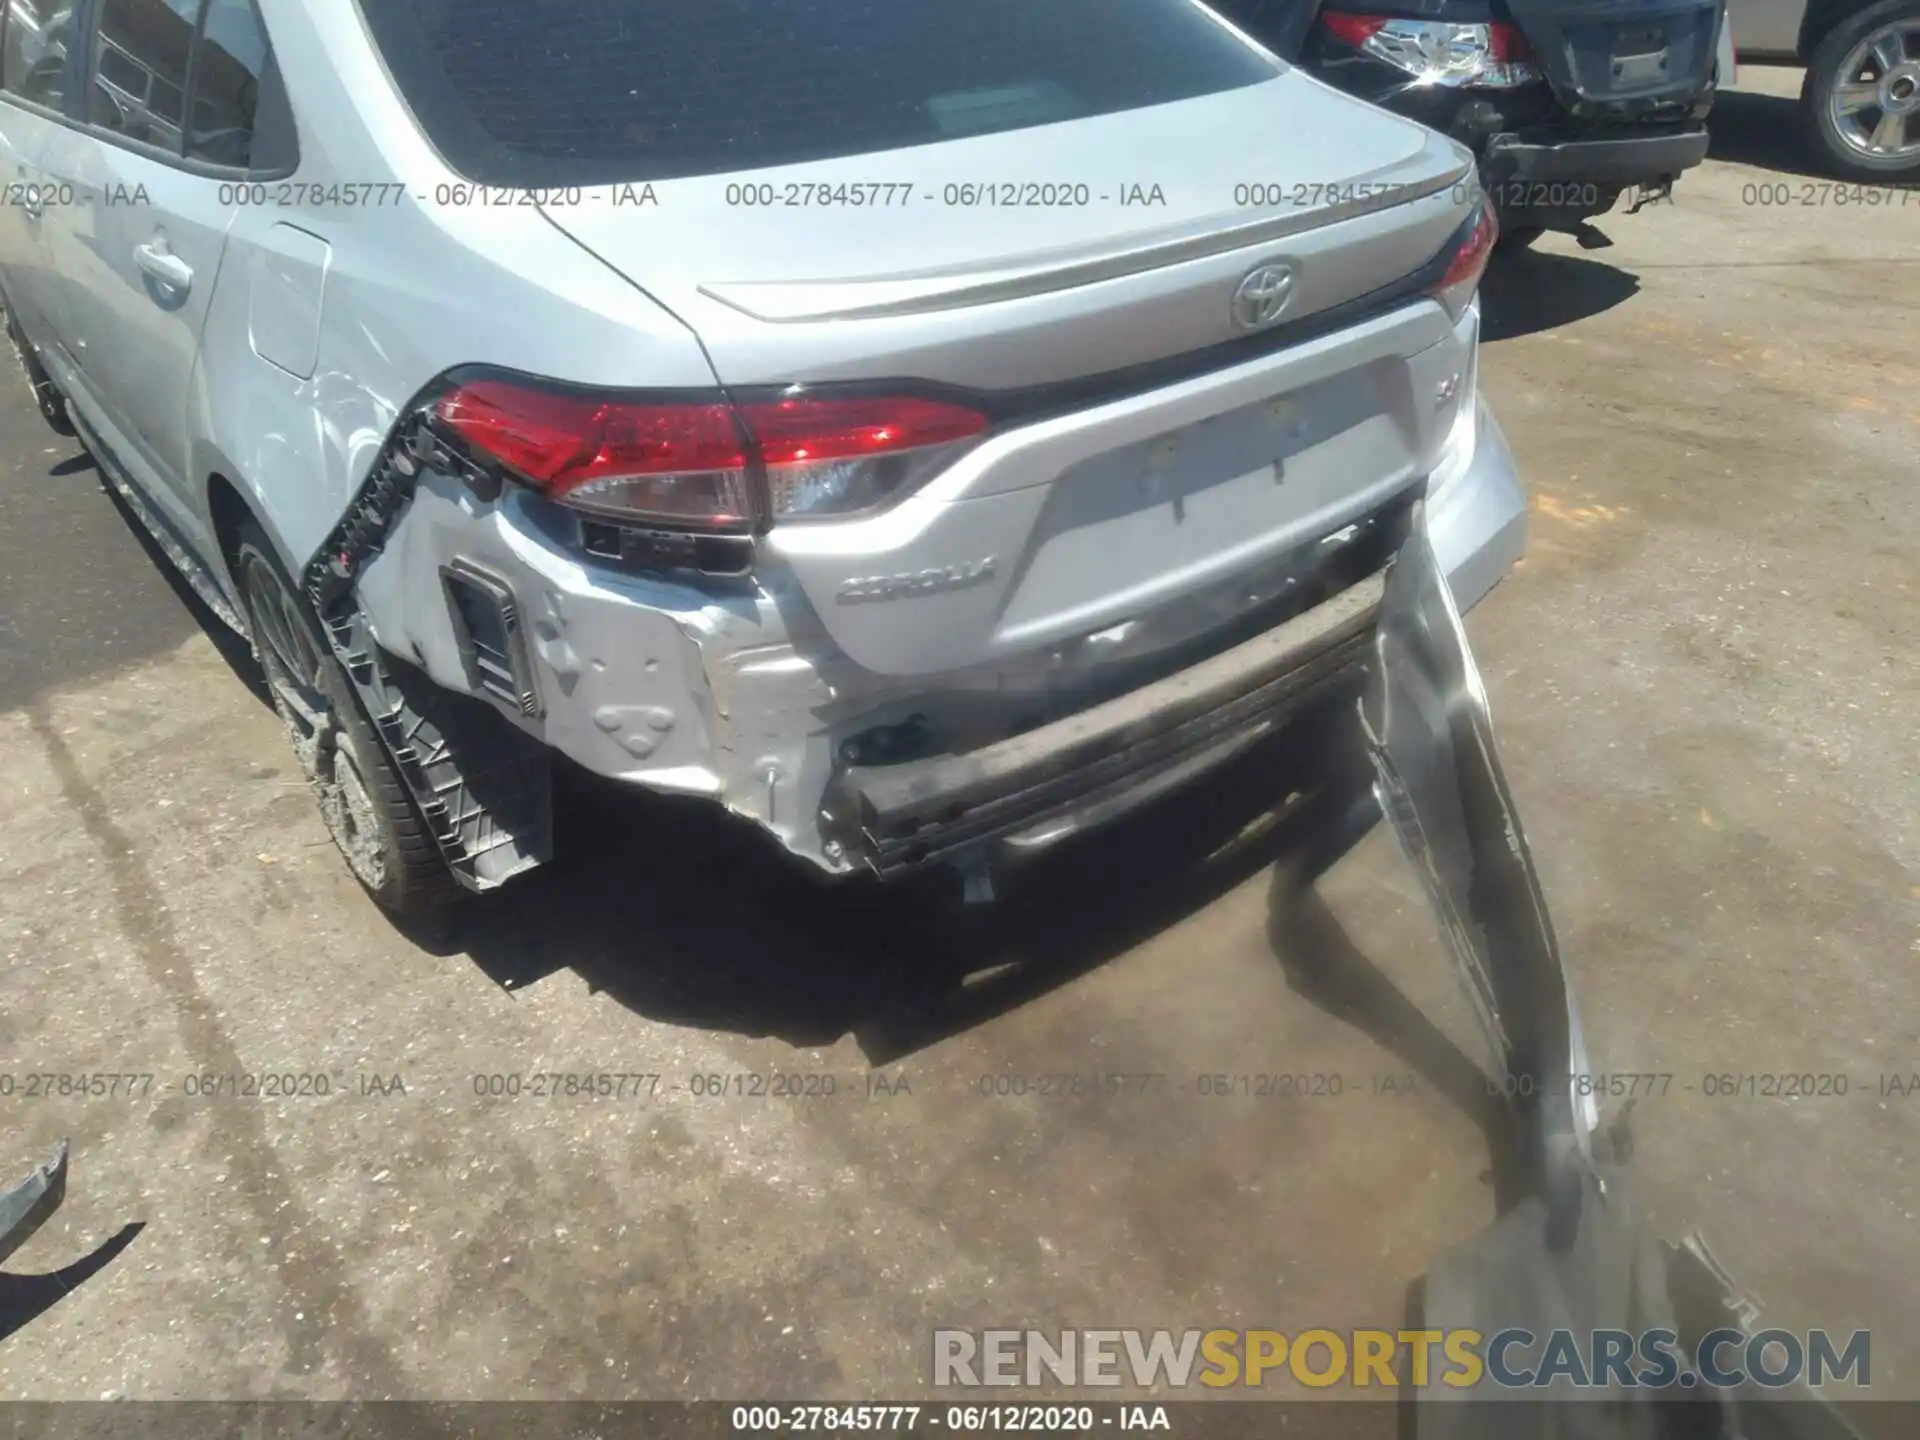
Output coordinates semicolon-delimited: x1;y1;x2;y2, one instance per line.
0;1140;68;1270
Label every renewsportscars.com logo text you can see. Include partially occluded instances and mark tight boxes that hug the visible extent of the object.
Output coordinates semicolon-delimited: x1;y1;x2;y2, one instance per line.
932;1328;1870;1391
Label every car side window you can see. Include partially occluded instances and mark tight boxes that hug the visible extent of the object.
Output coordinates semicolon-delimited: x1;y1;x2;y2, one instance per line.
2;0;77;110
185;0;268;168
88;0;195;151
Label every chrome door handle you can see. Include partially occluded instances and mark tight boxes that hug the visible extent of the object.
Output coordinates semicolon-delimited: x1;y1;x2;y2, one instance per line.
18;182;43;222
134;239;193;294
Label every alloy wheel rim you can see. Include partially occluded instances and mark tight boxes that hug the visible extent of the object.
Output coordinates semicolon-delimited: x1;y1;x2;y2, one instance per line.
1829;22;1920;160
244;562;390;890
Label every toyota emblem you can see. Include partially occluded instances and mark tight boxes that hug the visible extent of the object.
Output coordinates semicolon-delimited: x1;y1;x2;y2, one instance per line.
1231;262;1297;331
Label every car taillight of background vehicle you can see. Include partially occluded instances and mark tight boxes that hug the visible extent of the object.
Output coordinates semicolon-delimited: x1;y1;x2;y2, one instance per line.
1320;14;1540;89
1428;202;1499;320
432;380;989;531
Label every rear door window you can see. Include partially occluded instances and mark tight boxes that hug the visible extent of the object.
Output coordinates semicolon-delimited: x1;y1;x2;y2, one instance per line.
357;0;1278;187
185;0;268;167
88;0;195;150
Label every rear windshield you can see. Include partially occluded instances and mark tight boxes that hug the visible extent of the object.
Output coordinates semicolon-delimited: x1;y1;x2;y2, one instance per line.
357;0;1277;188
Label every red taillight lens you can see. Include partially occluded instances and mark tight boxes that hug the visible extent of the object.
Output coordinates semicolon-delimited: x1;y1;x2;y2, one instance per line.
434;381;745;487
1487;21;1533;63
1429;203;1498;319
1321;11;1388;46
434;381;752;527
740;395;987;467
741;393;989;520
432;380;988;528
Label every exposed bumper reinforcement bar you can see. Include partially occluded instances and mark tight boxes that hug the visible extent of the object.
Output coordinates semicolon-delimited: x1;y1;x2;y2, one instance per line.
823;571;1384;876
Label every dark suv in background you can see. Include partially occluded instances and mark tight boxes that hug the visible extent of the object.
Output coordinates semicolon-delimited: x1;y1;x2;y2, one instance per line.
1212;0;1730;245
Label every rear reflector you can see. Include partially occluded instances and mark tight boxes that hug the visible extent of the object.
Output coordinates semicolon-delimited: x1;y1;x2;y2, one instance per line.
432;379;988;531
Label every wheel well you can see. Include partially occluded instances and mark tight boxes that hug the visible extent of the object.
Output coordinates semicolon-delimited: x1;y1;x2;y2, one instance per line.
1799;0;1868;59
206;473;255;570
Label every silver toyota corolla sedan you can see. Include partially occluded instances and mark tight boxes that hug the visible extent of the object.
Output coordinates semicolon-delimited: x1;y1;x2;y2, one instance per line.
1;0;1525;914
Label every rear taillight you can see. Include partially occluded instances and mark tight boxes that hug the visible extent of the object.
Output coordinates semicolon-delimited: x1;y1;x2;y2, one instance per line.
1428;203;1499;320
434;381;754;527
431;380;988;531
1320;14;1540;89
1321;12;1388;47
741;393;988;521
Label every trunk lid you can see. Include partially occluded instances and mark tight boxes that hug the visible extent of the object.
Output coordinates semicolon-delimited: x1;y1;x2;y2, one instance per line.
530;77;1480;682
536;75;1472;390
1500;0;1723;116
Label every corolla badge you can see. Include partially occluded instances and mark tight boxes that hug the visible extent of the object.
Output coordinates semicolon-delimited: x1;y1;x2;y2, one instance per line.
1231;261;1297;331
837;557;998;604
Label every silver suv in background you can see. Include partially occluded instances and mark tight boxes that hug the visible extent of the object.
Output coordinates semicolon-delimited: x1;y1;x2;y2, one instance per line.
1;0;1526;914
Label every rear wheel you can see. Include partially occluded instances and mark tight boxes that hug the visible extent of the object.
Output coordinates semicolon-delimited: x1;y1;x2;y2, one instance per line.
233;522;459;915
1801;1;1920;182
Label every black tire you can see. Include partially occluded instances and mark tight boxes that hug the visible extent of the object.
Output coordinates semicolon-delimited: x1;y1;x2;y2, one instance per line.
232;521;461;915
1800;0;1920;183
5;313;77;437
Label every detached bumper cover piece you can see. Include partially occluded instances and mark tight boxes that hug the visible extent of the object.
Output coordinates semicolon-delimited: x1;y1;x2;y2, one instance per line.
0;1140;69;1269
1369;517;1864;1437
1361;508;1597;1236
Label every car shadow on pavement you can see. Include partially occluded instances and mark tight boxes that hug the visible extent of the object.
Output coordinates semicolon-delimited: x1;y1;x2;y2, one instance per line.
1707;87;1825;179
0;1221;143;1345
449;708;1375;1067
1480;249;1641;342
447;710;1519;1185
1264;863;1533;1215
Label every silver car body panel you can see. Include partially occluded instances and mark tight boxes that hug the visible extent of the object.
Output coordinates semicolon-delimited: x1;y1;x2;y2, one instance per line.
349;301;1523;872
771;298;1464;675
0;0;1530;881
539;78;1474;390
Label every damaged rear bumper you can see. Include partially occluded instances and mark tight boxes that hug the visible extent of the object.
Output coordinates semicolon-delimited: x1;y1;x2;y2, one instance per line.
824;569;1384;875
342;391;1525;884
